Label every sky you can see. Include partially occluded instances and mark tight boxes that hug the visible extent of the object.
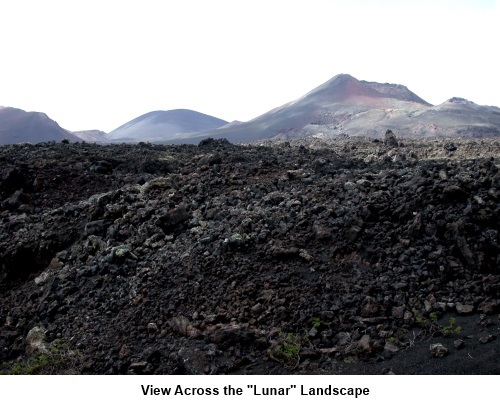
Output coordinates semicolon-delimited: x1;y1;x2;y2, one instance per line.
0;0;499;132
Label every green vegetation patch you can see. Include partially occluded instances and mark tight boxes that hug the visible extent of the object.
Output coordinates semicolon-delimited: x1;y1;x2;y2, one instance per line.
1;339;82;375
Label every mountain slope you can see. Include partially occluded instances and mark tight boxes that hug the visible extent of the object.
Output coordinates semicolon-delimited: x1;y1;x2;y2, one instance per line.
172;74;432;143
106;109;228;143
0;107;81;145
72;130;108;143
173;74;500;144
415;98;500;137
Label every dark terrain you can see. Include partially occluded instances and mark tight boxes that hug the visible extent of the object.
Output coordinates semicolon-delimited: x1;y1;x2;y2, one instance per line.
0;135;499;374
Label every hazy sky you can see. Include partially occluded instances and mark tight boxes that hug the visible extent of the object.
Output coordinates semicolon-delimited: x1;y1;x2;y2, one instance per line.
0;0;498;132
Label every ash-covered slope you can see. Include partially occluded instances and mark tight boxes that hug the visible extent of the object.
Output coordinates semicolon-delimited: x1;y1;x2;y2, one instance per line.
175;74;430;144
72;130;108;144
1;137;499;375
0;107;82;145
174;74;500;143
106;109;228;143
411;98;500;137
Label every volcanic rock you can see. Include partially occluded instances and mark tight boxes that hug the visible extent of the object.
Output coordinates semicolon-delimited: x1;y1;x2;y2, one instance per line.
25;327;48;354
455;303;474;314
384;130;399;147
0;136;499;375
430;343;449;358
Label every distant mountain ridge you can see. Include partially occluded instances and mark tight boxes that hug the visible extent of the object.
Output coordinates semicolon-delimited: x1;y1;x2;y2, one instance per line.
2;74;500;146
106;109;228;143
0;107;81;145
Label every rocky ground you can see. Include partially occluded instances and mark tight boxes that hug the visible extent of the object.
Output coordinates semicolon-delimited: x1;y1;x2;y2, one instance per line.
0;135;499;375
